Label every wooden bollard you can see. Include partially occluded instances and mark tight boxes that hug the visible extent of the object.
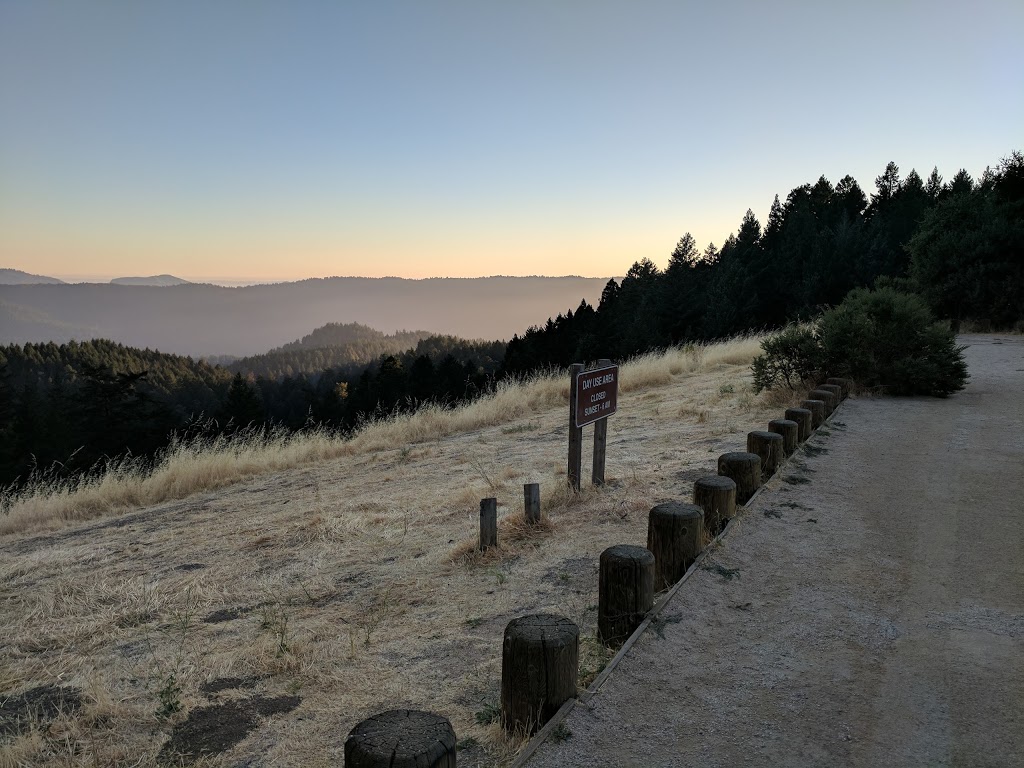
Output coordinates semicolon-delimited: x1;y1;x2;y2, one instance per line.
785;407;813;442
819;383;842;406
801;399;826;429
693;475;737;535
480;497;497;551
717;452;761;504
501;614;578;734
345;709;456;768
826;377;853;398
768;418;799;456
598;545;654;646
524;483;540;525
808;388;837;416
647;502;703;591
747;431;784;478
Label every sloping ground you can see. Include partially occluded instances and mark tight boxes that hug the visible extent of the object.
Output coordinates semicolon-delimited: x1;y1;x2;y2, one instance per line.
1;340;806;766
527;334;1024;767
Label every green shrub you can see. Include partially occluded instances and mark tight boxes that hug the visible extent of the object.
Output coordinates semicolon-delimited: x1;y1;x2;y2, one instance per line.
818;287;968;396
751;324;822;393
752;287;968;397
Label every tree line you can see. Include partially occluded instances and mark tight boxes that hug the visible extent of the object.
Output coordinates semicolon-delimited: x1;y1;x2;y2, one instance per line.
0;335;505;488
1;151;1019;491
502;151;1022;372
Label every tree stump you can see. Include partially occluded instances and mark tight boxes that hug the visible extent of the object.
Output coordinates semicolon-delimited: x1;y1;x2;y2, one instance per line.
693;475;737;536
801;399;826;429
785;407;813;442
598;545;655;646
747;430;785;478
523;483;540;525
345;709;456;768
479;498;497;551
768;418;799;456
826;377;853;398
717;452;762;505
501;614;579;735
646;502;703;591
808;388;837;416
819;383;843;406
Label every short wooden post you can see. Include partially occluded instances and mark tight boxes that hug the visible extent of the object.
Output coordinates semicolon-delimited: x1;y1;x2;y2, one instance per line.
345;709;456;768
801;399;826;429
693;475;737;535
567;363;584;491
501;614;579;734
809;388;837;416
591;358;612;486
647;502;703;590
768;418;799;456
785;407;813;442
826;377;853;398
523;483;541;525
598;545;655;646
479;497;497;551
819;383;842;406
717;451;762;505
747;431;784;478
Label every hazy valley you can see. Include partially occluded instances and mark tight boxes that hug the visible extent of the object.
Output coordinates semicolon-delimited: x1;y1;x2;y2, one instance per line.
0;275;608;356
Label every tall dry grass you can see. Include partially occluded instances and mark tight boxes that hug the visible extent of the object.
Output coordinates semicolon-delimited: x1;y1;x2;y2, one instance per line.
0;335;764;537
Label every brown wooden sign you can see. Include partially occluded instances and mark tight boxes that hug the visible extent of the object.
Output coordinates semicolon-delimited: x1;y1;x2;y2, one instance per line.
574;364;619;428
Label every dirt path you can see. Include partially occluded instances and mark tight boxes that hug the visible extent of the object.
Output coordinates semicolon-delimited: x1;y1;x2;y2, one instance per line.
527;334;1024;767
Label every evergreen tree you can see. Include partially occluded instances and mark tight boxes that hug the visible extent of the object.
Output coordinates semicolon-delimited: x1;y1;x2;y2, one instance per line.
220;373;265;429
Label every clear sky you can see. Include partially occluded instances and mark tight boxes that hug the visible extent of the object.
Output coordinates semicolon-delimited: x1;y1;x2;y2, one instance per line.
1;0;1021;283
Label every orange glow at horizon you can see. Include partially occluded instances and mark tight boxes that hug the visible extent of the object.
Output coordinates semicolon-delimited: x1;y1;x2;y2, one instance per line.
4;209;744;282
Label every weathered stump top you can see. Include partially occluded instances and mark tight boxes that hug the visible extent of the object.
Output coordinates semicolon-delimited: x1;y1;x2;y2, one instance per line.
718;451;760;464
694;475;738;491
345;709;455;767
649;501;703;520
504;613;579;645
601;544;656;565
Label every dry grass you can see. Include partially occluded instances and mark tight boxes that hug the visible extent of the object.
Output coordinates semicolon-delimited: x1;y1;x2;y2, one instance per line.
1;336;761;538
0;334;805;766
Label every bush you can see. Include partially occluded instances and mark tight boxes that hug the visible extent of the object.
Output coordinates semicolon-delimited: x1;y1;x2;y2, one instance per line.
751;325;822;393
752;287;968;397
818;287;968;396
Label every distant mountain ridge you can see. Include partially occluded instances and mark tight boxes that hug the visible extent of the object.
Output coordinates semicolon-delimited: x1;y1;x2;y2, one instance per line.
0;268;65;285
110;274;192;286
0;275;608;357
0;300;100;343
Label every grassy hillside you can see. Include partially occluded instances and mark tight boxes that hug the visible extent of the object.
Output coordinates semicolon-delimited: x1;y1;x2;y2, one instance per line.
0;335;809;767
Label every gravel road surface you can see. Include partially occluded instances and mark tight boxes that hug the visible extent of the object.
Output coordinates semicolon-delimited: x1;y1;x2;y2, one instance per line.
527;334;1024;768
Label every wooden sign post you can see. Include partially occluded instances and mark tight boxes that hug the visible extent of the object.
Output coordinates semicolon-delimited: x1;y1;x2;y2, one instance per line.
568;359;618;491
568;363;585;491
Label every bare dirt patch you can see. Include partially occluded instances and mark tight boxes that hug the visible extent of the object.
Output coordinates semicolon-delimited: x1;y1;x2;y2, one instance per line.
0;684;83;739
159;695;301;764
